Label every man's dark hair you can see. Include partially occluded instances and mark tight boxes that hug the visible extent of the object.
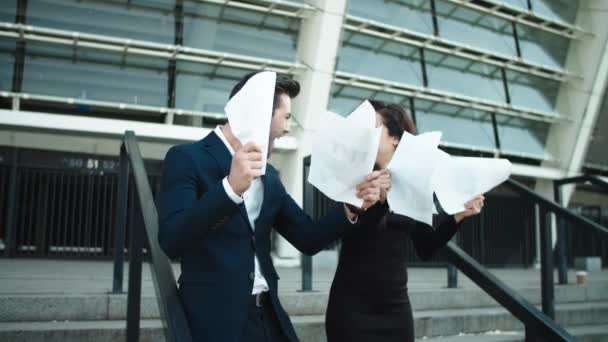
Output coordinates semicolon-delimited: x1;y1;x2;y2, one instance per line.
367;99;417;138
229;71;300;112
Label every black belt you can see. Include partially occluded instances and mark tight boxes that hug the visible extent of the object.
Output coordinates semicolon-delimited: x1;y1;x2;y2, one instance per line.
252;291;269;307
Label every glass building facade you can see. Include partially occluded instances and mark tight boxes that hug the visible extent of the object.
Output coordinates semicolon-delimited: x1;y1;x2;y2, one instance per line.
0;0;604;170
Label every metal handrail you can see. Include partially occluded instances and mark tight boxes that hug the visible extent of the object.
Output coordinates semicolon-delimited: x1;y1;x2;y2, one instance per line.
444;242;574;341
113;131;192;342
505;179;608;237
553;175;608;285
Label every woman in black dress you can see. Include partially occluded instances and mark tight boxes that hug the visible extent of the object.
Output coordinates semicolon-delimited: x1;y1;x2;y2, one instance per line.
325;101;485;342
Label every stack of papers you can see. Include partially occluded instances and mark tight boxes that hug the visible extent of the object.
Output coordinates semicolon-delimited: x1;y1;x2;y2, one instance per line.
308;100;512;225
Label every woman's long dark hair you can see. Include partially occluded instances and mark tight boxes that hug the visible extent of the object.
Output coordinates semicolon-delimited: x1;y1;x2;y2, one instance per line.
368;100;417;136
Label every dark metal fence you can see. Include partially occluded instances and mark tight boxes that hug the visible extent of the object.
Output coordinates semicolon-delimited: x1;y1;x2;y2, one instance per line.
0;146;161;258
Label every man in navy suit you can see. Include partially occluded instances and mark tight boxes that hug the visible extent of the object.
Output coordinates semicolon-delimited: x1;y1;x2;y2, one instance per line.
158;71;383;342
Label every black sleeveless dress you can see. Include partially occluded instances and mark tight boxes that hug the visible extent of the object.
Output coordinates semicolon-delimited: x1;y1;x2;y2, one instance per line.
325;202;460;342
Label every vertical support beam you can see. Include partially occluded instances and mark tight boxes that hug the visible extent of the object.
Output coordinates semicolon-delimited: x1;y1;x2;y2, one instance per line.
430;0;439;36
554;182;569;284
273;0;346;264
491;113;502;151
166;0;183;119
126;195;144;342
3;148;18;257
539;207;555;319
409;97;417;126
11;0;28;94
419;48;429;87
500;67;511;104
113;143;129;294
512;22;522;58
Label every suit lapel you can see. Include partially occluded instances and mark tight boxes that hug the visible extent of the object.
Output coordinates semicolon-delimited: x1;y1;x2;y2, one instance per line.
203;131;253;233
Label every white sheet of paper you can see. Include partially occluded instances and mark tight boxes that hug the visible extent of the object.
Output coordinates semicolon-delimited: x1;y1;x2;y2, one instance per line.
308;102;381;207
387;131;443;226
433;156;512;214
224;71;276;174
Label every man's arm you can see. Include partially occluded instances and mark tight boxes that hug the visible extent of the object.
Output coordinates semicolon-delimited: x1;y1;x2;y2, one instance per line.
272;181;355;256
158;146;240;259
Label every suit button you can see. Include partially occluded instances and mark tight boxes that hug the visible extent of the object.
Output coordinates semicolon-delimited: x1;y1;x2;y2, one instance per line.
249;272;255;280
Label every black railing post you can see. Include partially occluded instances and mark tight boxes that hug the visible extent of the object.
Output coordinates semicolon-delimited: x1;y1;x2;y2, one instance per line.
525;326;539;342
553;181;568;285
301;156;313;292
3;149;18;257
126;196;144;342
301;255;313;292
447;264;458;288
539;207;555;319
113;144;129;293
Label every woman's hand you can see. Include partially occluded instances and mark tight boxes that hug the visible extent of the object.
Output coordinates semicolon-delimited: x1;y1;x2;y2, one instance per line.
377;169;391;203
454;195;485;223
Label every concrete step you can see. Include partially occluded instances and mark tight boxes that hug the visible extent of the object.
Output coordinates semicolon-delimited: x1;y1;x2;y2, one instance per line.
2;284;607;322
292;302;608;340
420;324;608;342
2;302;607;341
1;320;607;342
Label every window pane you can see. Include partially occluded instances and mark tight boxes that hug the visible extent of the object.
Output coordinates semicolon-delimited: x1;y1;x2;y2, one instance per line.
0;0;16;22
175;63;248;113
346;0;434;35
328;84;412;117
415;99;497;149
497;117;550;158
0;40;14;91
28;0;175;44
531;0;578;24
338;33;423;87
23;42;168;106
425;51;505;103
183;2;298;62
585;89;608;167
497;0;528;10
436;0;517;57
507;71;559;113
517;24;569;69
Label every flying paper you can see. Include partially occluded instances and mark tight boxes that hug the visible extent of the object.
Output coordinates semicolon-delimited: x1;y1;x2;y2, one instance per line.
224;71;276;174
389;135;512;224
308;100;512;224
308;101;381;207
432;154;512;215
387;131;443;225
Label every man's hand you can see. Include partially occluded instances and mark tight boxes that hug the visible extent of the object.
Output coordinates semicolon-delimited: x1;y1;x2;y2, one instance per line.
228;142;263;196
454;195;485;223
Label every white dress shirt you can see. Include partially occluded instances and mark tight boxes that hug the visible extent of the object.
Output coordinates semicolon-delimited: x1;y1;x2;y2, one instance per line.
214;126;269;295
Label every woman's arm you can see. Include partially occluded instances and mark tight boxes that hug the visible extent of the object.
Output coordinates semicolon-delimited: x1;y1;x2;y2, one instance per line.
386;213;460;261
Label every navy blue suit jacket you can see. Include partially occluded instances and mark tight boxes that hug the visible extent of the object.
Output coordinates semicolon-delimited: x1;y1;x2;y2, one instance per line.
158;132;356;342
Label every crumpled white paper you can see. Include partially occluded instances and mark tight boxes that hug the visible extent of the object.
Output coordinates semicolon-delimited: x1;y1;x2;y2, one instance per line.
388;133;512;225
308;101;381;207
224;71;276;174
387;131;443;225
308;100;512;224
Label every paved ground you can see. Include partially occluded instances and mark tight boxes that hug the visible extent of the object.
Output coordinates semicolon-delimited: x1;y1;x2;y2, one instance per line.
0;258;606;296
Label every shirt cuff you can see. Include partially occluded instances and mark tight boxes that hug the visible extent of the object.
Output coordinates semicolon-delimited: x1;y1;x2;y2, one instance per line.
222;177;244;204
347;215;359;224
